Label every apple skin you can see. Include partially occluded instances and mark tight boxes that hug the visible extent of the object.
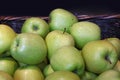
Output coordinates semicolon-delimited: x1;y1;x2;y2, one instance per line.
50;46;85;76
113;60;120;72
0;71;13;80
45;71;80;80
21;17;49;38
95;70;120;80
106;37;120;59
0;57;19;76
49;8;78;33
81;71;98;80
14;65;44;80
0;24;16;55
70;21;101;49
43;64;54;77
45;30;75;59
82;40;118;74
10;33;47;64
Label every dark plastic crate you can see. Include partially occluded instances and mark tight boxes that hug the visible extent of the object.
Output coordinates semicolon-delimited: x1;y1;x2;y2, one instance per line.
0;15;120;39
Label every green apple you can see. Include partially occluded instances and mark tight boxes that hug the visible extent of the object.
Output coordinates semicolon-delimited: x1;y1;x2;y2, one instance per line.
0;71;13;80
114;60;120;72
106;37;120;59
0;57;19;76
45;71;80;80
81;71;98;80
43;64;54;77
49;8;78;33
0;24;16;55
50;46;85;76
82;40;118;74
70;21;101;49
21;17;49;38
14;65;44;80
95;70;120;80
10;33;47;64
45;30;75;59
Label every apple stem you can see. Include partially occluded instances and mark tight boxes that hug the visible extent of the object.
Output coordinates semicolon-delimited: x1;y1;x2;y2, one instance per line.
63;28;66;34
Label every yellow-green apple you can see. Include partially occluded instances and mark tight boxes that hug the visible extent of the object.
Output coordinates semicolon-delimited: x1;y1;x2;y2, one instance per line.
82;40;118;74
49;8;78;33
114;60;120;72
106;37;120;59
45;30;75;59
50;46;85;76
14;65;44;80
0;57;19;76
70;21;101;49
81;71;98;80
10;33;47;64
45;71;80;80
0;71;13;80
0;24;16;55
95;70;120;80
43;64;54;77
21;17;49;38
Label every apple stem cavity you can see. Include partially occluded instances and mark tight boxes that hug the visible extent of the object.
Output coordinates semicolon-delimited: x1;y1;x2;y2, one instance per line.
33;25;38;31
105;55;112;64
63;28;66;34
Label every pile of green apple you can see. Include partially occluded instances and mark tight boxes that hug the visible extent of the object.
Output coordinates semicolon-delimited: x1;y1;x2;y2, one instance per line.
0;8;119;80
